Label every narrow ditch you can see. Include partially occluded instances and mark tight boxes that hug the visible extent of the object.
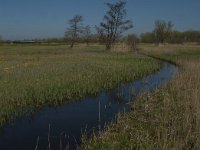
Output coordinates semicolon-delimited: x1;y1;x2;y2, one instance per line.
0;60;178;150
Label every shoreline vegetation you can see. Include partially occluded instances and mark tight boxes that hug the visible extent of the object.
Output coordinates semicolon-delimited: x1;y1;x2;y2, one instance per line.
0;44;160;127
0;1;199;149
81;44;200;150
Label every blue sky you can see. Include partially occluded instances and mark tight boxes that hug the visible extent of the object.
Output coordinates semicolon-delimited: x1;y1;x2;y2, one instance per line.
0;0;200;40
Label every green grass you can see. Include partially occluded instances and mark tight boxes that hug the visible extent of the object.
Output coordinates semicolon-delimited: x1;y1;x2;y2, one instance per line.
0;44;159;126
81;44;200;150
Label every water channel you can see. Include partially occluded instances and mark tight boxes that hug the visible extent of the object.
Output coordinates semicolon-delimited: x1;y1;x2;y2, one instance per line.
0;61;178;150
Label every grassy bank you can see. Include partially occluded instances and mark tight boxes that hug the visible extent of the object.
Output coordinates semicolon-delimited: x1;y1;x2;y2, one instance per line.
0;44;159;126
82;44;200;150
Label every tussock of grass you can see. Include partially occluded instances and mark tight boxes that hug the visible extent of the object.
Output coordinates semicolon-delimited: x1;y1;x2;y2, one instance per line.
81;45;200;150
0;44;159;126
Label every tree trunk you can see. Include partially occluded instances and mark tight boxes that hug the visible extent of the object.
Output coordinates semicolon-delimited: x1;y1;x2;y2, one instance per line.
106;44;111;50
70;41;74;48
105;38;112;50
86;40;89;46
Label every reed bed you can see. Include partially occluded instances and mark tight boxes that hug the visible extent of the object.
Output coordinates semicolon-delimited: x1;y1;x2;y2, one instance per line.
0;44;159;126
81;44;200;150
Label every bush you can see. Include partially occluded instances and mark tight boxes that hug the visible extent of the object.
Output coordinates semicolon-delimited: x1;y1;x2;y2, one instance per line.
126;34;138;51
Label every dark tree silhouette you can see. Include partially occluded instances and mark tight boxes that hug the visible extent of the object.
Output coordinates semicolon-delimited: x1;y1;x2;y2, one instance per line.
154;20;173;44
97;1;133;50
126;34;138;51
140;30;200;44
83;25;91;46
65;15;83;48
140;32;155;43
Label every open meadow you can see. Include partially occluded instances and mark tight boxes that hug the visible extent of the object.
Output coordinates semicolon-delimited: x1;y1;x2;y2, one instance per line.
82;44;200;150
1;0;200;149
0;44;159;127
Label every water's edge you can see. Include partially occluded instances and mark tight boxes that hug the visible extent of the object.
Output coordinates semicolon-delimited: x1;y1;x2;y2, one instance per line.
0;60;178;150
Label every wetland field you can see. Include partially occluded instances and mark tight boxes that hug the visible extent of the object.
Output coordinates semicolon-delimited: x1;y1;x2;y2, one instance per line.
0;44;200;150
0;44;159;127
1;0;200;149
83;44;200;150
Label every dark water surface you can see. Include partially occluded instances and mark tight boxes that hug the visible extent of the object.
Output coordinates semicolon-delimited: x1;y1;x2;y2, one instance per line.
0;62;178;150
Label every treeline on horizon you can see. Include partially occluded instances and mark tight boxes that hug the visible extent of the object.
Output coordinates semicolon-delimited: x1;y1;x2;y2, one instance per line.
0;0;199;46
1;30;200;44
141;30;200;44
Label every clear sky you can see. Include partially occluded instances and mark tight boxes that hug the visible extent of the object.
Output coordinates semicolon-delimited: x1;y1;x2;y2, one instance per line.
0;0;200;40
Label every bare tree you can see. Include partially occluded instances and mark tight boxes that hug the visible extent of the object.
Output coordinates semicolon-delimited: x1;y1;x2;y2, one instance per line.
83;25;91;46
126;34;138;51
154;20;173;45
97;1;133;50
166;21;174;42
65;15;83;48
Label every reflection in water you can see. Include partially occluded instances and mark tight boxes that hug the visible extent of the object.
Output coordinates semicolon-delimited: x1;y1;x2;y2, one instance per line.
0;62;178;150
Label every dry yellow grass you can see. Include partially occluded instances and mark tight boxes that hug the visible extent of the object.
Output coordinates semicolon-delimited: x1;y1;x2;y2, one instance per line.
82;44;200;150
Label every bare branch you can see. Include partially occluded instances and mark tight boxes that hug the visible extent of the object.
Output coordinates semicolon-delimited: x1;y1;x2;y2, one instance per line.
97;1;133;50
65;15;83;48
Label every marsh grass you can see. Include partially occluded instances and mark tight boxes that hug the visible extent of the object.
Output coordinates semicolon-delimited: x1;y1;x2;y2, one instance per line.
81;44;200;150
0;44;159;126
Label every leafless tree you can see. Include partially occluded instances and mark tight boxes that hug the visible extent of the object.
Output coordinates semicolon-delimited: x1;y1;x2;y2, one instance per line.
126;34;138;51
65;15;83;48
97;1;133;50
83;25;91;46
154;20;173;45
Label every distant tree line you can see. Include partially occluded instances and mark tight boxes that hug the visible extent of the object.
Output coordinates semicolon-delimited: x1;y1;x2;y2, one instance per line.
1;1;199;48
140;20;200;44
141;30;200;44
0;36;100;45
